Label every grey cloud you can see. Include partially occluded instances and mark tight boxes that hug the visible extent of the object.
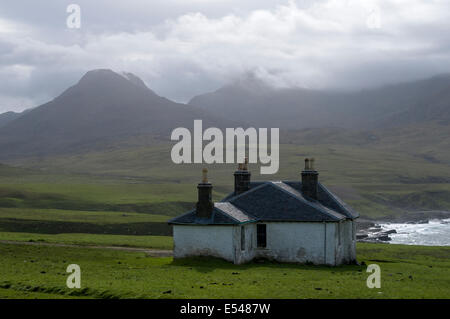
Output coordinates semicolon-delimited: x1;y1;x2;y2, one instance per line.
1;0;450;112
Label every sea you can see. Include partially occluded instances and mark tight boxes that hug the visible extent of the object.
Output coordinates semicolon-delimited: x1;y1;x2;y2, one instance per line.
379;218;450;246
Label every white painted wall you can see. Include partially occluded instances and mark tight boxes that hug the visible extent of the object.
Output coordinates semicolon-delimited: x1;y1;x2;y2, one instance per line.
233;224;257;264
335;219;357;264
173;220;357;265
244;222;337;265
173;225;235;262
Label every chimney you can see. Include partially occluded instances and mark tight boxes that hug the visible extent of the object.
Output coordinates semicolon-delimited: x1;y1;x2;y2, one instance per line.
234;157;251;195
196;168;214;218
301;158;318;200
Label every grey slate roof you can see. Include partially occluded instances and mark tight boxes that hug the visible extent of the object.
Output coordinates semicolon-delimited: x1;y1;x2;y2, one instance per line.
215;202;256;223
168;203;256;225
284;181;359;219
169;180;359;225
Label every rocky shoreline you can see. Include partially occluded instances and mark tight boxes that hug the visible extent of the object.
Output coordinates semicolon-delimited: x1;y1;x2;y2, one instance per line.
356;211;450;243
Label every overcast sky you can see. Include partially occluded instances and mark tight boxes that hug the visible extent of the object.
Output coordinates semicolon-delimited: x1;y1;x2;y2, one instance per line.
1;0;450;112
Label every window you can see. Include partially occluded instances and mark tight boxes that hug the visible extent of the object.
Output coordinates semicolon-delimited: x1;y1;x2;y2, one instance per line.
241;226;245;251
257;224;267;248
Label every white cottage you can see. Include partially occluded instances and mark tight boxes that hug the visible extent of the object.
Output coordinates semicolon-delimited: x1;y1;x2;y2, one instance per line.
168;158;359;265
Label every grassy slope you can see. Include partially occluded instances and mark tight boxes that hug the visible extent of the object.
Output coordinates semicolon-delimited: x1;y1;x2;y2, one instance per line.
0;232;172;249
2;139;450;219
0;208;170;223
0;242;448;299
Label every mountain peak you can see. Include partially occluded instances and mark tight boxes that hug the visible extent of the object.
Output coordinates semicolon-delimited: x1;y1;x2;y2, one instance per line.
79;68;118;80
63;69;158;99
79;69;147;88
226;71;274;93
0;69;225;159
77;69;150;90
120;72;149;89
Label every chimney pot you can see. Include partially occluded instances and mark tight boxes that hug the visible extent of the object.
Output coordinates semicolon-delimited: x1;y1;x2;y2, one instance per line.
305;158;310;170
202;168;208;183
243;157;249;170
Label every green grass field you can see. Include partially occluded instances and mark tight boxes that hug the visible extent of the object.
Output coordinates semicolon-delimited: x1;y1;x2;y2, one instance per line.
0;232;172;249
0;138;449;299
0;208;170;223
0;242;448;299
